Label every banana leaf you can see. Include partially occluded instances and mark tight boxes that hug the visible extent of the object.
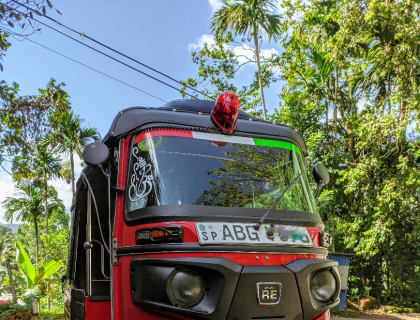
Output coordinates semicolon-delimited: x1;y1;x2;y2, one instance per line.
34;260;63;285
15;241;35;288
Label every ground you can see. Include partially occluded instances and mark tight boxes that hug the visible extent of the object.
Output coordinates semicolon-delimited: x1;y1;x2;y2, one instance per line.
333;310;420;320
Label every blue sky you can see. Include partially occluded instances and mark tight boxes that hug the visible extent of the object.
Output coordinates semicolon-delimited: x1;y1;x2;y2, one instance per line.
0;0;284;221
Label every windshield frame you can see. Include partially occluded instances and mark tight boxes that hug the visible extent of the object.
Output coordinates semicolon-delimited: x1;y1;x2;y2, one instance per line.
124;129;318;221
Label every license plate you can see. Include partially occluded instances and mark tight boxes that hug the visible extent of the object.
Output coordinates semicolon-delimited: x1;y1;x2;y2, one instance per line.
195;222;313;246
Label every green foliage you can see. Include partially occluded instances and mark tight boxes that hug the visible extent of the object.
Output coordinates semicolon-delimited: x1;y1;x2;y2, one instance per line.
0;31;10;71
47;109;100;194
211;0;281;41
274;0;420;306
183;0;282;120
38;310;65;320
182;33;280;119
9;218;68;310
0;0;59;72
16;241;35;288
0;302;30;320
15;241;62;289
41;229;69;264
2;182;64;267
0;5;84;311
15;241;62;306
0;79;71;163
40;281;64;315
188;0;420;307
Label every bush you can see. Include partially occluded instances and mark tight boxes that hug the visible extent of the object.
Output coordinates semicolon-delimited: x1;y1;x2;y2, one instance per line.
0;302;31;320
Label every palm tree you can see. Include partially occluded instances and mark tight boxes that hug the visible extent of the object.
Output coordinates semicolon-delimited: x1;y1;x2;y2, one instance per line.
293;49;335;132
211;0;281;121
2;183;63;269
49;110;100;195
13;144;66;236
2;183;44;268
34;146;66;236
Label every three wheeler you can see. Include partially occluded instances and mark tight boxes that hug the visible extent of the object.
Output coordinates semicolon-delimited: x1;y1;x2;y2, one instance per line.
63;92;339;320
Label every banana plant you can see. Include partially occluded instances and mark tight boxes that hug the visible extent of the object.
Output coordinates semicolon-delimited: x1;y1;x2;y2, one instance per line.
15;241;63;304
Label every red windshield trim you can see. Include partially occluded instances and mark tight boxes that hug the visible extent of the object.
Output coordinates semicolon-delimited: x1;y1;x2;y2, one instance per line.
134;129;193;144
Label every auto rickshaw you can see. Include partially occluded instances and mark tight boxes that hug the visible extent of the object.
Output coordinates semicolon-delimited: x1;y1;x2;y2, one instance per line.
63;92;339;320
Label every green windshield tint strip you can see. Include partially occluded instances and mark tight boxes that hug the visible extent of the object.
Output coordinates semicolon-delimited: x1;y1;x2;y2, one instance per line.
253;138;301;155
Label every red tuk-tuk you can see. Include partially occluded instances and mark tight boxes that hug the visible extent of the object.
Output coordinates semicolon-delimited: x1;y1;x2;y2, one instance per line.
63;92;339;320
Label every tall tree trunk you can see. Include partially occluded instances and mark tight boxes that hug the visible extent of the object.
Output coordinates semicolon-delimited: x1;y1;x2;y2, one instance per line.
47;282;51;309
44;176;51;310
388;73;392;113
34;217;39;269
253;24;267;121
397;96;408;146
44;177;49;236
405;0;412;14
71;152;75;196
338;106;354;218
325;102;329;131
333;67;339;137
6;260;17;304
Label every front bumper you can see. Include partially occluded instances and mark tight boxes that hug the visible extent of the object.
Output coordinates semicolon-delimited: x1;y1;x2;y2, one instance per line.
129;257;340;320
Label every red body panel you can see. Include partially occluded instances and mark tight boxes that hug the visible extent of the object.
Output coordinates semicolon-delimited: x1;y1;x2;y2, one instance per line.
120;222;324;248
85;298;111;320
122;252;325;265
134;129;193;144
113;135;131;320
311;310;330;320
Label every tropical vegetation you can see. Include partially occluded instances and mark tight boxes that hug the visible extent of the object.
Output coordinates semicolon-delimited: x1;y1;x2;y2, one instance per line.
211;0;281;120
184;0;419;308
0;2;99;310
0;0;418;316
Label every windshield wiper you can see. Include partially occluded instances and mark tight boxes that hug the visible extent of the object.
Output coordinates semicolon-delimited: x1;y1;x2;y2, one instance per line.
253;172;303;230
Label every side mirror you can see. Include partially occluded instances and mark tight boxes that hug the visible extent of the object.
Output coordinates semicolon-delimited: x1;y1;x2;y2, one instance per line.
82;142;110;168
313;163;329;199
313;163;330;186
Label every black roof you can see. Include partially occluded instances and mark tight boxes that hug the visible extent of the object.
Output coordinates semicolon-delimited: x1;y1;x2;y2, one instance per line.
102;99;308;156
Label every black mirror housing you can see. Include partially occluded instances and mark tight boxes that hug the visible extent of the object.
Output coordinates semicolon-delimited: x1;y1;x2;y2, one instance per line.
313;163;330;186
82;142;110;168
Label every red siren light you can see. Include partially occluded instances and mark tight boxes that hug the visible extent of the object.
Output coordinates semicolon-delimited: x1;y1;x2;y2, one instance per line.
211;92;240;134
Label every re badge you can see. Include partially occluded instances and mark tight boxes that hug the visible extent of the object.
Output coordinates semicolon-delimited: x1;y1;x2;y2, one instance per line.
256;282;282;306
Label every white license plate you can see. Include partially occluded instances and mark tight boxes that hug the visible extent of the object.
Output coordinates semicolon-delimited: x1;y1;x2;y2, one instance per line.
195;222;313;246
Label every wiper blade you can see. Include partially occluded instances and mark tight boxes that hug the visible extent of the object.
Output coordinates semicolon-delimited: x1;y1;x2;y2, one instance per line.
253;172;302;230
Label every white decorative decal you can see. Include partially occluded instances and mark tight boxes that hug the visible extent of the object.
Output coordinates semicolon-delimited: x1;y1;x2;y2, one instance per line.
129;146;154;210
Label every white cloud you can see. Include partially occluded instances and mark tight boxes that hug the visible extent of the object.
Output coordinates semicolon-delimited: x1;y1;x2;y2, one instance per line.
49;178;73;213
73;159;83;176
260;48;280;59
188;34;279;65
208;0;223;13
53;158;84;213
188;34;215;51
0;175;15;223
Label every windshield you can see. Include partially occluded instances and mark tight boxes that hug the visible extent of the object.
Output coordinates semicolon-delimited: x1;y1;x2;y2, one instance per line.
125;129;317;215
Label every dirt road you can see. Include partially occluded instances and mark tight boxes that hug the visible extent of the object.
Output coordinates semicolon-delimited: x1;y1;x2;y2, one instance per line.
333;311;420;320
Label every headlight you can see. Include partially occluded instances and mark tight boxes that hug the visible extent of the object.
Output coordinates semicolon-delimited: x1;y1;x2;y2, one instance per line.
167;269;205;308
310;269;337;302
